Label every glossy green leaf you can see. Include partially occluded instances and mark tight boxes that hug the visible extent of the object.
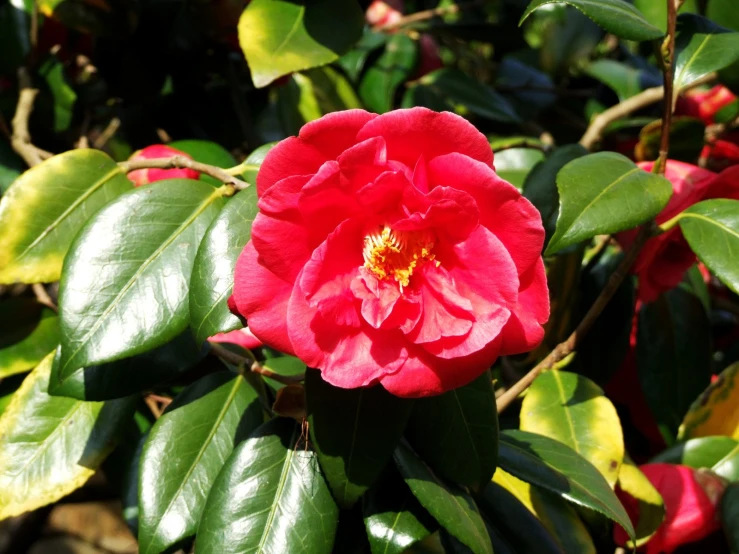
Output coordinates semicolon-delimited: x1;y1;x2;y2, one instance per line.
674;14;739;91
0;150;132;284
48;332;207;401
241;143;277;186
520;0;663;41
0;142;24;195
652;437;739;467
721;482;739;552
238;0;364;88
306;368;414;508
0;352;134;519
405;370;498;490
498;429;635;539
712;442;739;481
359;34;417;114
394;442;493;554
0;298;59;379
58;179;228;376
521;370;624;487
679;199;739;295
495;148;545;190
195;418;338;554
261;355;306;391
404;69;520;124
634;0;698;33
363;468;437;554
523;144;587;244
637;287;711;443
190;187;258;344
616;456;665;547
545;152;672;255
585;59;642;101
138;371;263;554
169;140;237;187
338;29;388;82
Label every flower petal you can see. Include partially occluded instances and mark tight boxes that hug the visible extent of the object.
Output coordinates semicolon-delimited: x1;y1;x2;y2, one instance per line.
500;258;549;355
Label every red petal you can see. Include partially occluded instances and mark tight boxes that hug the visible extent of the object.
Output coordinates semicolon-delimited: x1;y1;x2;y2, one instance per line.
703;164;739;201
499;258;549;355
637;160;716;222
208;328;262;350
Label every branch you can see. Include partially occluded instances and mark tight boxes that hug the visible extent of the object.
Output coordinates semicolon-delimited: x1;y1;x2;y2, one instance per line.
118;156;250;190
375;0;483;32
579;73;716;151
655;0;679;175
10;69;52;167
496;224;656;413
209;342;305;385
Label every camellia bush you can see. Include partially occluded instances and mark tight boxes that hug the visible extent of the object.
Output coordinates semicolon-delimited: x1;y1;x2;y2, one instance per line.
3;0;739;552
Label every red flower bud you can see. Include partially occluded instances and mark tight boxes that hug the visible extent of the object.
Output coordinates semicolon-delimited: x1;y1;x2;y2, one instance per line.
127;145;200;187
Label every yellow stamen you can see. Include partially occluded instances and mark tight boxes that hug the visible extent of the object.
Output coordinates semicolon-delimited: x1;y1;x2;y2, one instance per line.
362;226;436;290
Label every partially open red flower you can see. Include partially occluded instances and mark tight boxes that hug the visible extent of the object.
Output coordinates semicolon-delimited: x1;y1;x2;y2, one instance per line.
614;463;725;553
231;108;549;397
127;144;199;186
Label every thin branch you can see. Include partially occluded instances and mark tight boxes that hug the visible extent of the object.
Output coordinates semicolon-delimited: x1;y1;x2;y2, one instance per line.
209;342;305;385
32;283;57;312
579;73;716;151
375;0;483;32
118;156;250;190
496;224;656;413
655;0;679;175
92;117;121;149
10;69;52;167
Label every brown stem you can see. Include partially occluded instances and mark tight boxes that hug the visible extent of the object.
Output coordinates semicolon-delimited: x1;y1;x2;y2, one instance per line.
32;283;57;312
209;342;305;385
119;156;250;190
655;0;679;175
11;69;52;167
496;224;656;413
375;0;483;32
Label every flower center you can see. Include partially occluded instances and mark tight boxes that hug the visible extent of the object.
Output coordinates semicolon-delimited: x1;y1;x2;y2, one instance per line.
362;226;436;290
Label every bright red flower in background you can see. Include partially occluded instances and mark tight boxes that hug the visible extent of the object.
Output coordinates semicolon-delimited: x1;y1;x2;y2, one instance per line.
127;144;199;187
614;463;726;553
208;327;263;350
231;108;549;397
679;85;737;125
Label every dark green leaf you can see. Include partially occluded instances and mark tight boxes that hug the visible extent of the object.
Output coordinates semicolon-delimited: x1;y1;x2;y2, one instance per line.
674;14;739;91
0;298;59;378
585;59;642;101
58;179;228;375
520;0;663;41
721;482;739;552
498;429;635;539
707;0;739;34
169;140;237;187
363;468;437;554
359;34;418;114
238;0;364;88
262;355;306;391
0;141;24;195
195;418;338;554
636;117;706;167
138;372;264;554
338;29;388;82
306;369;414;508
523;144;587;244
652;436;739;467
546;152;672;255
0;149;133;284
495;148;545;190
637;287;711;444
394;442;493;554
190;187;258;344
39;56;77;133
241;143;277;186
679;199;739;295
405;370;498;490
496;57;556;120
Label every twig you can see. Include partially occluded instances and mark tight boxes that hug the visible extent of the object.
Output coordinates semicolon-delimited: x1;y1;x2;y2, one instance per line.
32;283;57;312
655;0;679;175
10;69;52;167
147;393;173;408
92;117;121;149
496;224;656;413
209;342;305;385
144;396;165;419
579;73;716;151
375;0;483;32
118;156;250;190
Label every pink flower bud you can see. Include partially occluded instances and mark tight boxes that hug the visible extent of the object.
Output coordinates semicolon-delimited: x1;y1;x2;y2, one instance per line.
127;144;200;187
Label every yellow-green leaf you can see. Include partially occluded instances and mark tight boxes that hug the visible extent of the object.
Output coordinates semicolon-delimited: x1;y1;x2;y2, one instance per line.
679;362;739;440
0;150;132;284
520;370;624;487
616;456;665;548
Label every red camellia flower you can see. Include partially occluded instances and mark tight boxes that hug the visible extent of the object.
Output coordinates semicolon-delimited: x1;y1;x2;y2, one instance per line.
617;160;716;303
231;108;550;397
614;464;726;553
208;327;263;351
127;144;200;186
679;85;738;125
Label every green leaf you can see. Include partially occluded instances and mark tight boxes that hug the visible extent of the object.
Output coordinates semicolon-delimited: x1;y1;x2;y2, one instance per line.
405;370;498;490
637;287;711;444
362;468;437;554
679;362;739;440
0;140;24;195
495;148;546;190
636;117;706;167
521;370;624;487
498;429;635;539
261;355;306;391
394;442;494;554
545;152;672;255
712;442;739;481
238;0;364;88
58;179;228;376
48;332;207;401
138;372;264;554
0;298;59;379
523;144;587;244
0;150;132;284
721;482;739;552
616;456;665;547
359;34;418;114
679;199;739;295
404;69;520;124
584;59;642;102
707;0;739;34
241;143;277;186
0;374;24;417
519;0;663;41
634;0;698;33
305;369;414;508
169;140;237;187
674;14;739;91
39;56;77;133
190;187;258;344
338;29;388;82
195;418;338;554
0;352;134;519
652;436;739;467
